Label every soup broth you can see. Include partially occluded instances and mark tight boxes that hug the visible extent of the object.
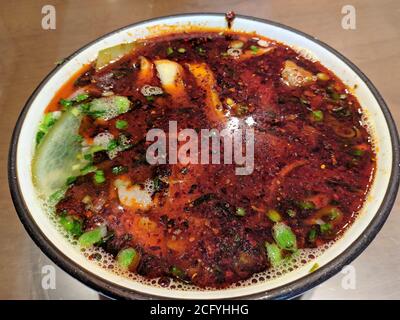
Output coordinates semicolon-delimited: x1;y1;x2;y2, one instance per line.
32;31;375;288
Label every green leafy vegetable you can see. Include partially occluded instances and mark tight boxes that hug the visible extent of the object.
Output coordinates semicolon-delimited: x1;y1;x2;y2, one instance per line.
32;110;84;196
36;112;61;145
83;153;93;162
96;42;142;70
88;96;131;120
36;131;45;145
66;176;77;185
73;134;83;143
48;188;68;205
59;93;90;109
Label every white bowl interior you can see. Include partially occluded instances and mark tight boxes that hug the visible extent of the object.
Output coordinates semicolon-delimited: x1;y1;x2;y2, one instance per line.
16;15;393;299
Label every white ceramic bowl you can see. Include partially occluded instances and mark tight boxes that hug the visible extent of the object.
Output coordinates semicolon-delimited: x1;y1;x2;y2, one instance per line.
8;13;400;299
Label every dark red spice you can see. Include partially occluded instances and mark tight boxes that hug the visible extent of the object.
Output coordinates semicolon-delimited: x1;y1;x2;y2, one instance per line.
52;31;375;288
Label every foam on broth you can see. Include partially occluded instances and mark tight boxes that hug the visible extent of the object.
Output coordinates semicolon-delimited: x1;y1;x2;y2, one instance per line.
42;197;335;291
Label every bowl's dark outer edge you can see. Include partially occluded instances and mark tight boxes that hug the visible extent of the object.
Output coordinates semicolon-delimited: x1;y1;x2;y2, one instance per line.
8;12;400;300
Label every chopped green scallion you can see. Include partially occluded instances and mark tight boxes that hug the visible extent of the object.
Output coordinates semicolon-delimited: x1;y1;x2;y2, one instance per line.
236;207;246;217
316;73;330;81
196;47;206;55
59;215;82;236
94;170;106;184
59;98;73;108
250;45;259;53
320;223;332;234
74;93;89;102
170;266;186;279
266;209;282;222
272;222;297;252
112;166;128;175
265;242;283;266
36;131;45;145
49;188;67;205
78;226;106;248
117;248;140;270
351;149;364;157
66;176;77;185
107;139;118;151
311;110;324;122
309;263;319;273
308;228;317;242
83;153;93;161
287;209;297;218
115;119;128;130
298;201;315;210
330;91;340;101
145;95;155;102
80;164;97;175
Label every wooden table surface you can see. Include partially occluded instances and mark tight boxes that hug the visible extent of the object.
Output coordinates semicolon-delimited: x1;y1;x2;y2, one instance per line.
0;0;399;299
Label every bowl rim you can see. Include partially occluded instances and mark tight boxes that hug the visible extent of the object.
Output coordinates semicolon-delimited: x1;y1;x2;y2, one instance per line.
8;12;400;300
